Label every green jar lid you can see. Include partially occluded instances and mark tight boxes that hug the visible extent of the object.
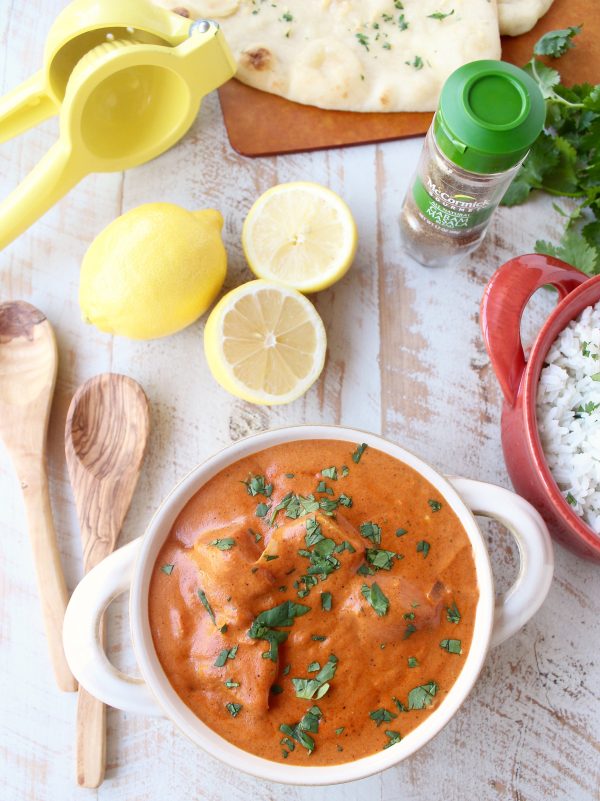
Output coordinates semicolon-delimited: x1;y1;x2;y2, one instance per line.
434;60;545;174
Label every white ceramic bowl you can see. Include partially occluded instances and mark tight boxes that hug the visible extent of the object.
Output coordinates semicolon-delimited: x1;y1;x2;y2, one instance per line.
63;426;554;785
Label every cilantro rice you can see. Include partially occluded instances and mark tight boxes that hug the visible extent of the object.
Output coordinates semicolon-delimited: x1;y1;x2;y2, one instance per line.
536;300;600;534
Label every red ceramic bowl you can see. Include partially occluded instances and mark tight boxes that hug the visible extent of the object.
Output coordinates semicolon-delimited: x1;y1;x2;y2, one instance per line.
481;253;600;563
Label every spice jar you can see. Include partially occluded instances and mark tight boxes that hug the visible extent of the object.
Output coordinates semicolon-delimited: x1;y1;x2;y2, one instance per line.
399;60;545;268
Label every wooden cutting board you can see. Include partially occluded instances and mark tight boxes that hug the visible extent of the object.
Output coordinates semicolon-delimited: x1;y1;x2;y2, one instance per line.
218;0;597;157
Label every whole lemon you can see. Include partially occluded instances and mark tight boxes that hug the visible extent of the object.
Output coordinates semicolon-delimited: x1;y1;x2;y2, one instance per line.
79;203;227;339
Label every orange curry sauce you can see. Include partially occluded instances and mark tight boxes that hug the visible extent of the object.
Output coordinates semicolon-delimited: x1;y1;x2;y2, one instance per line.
149;440;478;765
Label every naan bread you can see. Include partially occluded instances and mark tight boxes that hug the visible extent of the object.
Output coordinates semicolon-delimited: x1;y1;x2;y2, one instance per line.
156;0;501;112
498;0;555;36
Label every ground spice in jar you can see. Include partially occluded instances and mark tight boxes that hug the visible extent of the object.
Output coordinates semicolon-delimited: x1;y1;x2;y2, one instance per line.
399;60;545;268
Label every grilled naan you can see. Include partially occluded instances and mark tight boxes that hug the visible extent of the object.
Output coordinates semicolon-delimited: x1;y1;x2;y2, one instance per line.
156;0;501;112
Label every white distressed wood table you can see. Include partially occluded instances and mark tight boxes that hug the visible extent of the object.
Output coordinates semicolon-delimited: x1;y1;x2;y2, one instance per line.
1;3;599;799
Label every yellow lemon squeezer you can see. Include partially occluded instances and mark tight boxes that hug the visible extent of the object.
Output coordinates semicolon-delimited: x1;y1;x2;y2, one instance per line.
0;0;236;252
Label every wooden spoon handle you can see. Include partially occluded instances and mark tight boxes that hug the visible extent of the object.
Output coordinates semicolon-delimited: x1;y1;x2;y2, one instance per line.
76;689;106;787
19;453;77;692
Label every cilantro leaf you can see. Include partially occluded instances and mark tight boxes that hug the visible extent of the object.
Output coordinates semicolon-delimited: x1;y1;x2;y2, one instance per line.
209;538;236;550
408;681;438;710
291;655;338;700
446;602;461;624
534;25;582;58
427;9;454;20
369;707;397;727
248;601;310;661
440;638;463;654
383;730;402;749
198;589;216;625
360;521;382;545
361;582;390;616
535;233;598;275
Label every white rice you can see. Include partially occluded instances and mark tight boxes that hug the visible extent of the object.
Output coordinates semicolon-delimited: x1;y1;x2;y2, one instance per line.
536;299;600;535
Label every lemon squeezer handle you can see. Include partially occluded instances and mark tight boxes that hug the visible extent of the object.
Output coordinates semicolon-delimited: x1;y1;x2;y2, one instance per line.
0;70;58;145
0;140;84;252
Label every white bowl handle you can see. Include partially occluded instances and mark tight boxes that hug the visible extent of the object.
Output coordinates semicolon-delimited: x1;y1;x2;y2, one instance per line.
63;537;163;716
449;477;554;647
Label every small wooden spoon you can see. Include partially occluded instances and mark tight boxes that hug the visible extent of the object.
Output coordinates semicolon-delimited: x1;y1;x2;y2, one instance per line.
65;373;150;788
0;301;76;692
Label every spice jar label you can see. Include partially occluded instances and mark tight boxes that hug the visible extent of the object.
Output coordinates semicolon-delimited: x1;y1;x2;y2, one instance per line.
412;176;494;232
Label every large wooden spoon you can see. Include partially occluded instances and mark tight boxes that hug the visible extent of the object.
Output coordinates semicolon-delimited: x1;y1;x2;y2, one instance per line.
0;301;76;692
65;373;150;788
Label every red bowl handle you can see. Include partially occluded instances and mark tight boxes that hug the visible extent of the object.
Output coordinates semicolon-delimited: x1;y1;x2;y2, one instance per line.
480;254;589;407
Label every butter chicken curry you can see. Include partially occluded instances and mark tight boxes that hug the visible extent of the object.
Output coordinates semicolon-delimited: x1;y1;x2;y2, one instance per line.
149;440;478;765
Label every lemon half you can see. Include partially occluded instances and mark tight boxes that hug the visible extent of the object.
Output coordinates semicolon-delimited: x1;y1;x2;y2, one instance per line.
242;182;357;293
204;280;327;405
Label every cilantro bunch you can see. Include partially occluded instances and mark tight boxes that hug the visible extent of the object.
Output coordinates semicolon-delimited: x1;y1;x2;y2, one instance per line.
501;26;600;275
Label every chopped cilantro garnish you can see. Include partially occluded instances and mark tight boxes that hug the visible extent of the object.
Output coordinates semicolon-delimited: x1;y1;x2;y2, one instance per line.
341;465;350;477
369;707;397;727
397;13;409;30
305;516;324;546
308;661;320;672
366;548;399;571
416;540;430;558
336;726;345;735
285;473;295;479
338;493;353;507
292;654;338;700
322;466;338;480
243;474;273;497
255;502;270;518
403;623;417;639
248;600;310;661
566;492;577;506
214;644;238;667
249;528;262;542
408;656;419;668
428;499;442;512
360;521;382;544
355;32;369;51
395;528;407;537
321;591;332;611
280;11;293;22
446;602;461;624
440;639;462;654
392;696;407;713
312;634;326;641
428;9;455;20
197;589;216;625
335;540;356;553
280;706;322;755
283;664;291;675
406;55;423;69
225;679;240;688
225;702;242;717
264;554;279;561
316;480;334;495
408;681;438;710
383;730;402;749
209;537;236;550
160;563;174;575
361;582;389;616
352;442;368;463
